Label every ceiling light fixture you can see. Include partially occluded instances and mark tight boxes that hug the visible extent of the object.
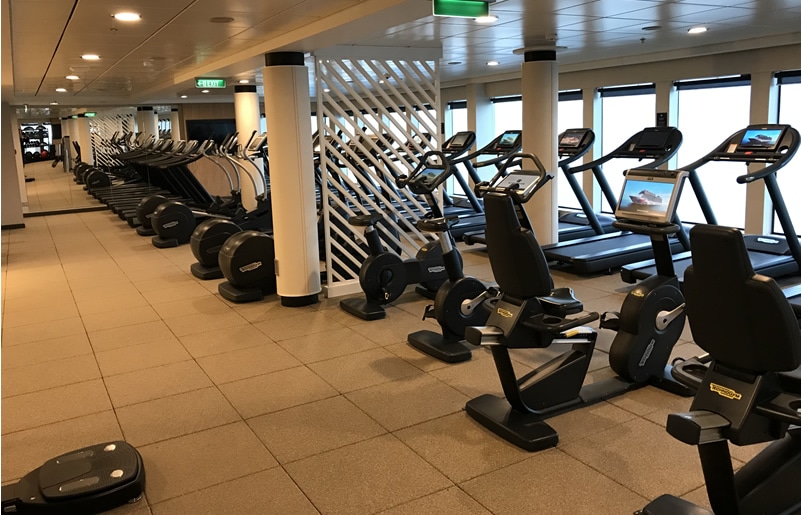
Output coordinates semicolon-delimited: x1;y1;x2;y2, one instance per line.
201;89;210;93
323;88;331;93
113;12;141;21
81;54;100;60
65;75;79;80
474;15;498;24
180;95;188;98
238;79;250;84
688;26;708;34
55;87;67;92
642;25;662;31
448;61;462;65
50;102;59;105
487;60;499;66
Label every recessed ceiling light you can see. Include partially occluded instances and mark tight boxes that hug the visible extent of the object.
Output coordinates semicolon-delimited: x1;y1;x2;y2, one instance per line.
180;95;188;98
201;89;210;93
55;87;67;92
209;16;234;23
448;61;462;65
487;60;499;66
238;79;250;84
65;75;79;80
323;88;331;93
81;54;100;60
642;25;662;31
113;12;141;22
50;102;59;105
688;26;708;34
474;15;498;24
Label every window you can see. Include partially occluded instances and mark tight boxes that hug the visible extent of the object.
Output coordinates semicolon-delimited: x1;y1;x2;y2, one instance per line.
557;90;584;210
448;101;467;136
674;76;751;228
600;84;656;212
775;71;801;233
493;96;522;132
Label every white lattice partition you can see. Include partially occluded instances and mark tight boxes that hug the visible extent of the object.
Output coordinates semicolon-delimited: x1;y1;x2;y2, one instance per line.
89;109;135;169
314;46;442;298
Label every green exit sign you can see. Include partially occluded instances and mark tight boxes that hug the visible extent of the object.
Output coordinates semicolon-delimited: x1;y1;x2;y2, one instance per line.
433;0;489;17
195;78;226;89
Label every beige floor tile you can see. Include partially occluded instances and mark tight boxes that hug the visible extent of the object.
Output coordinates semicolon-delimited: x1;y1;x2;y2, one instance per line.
81;305;161;332
149;468;317;515
2;354;101;397
461;449;647;514
232;298;312;323
177;324;273;358
377;487;492;515
395;412;531;483
309;348;423;393
220;366;338;419
681;485;712;510
149;295;231;319
275;326;379;364
163;310;248;337
560;417;705;500
383;340;458;372
115;387;241;446
346;374;469;431
141;282;212;304
105;361;214;407
2;290;75;314
1;411;122;482
71;282;143;303
428;351;515;399
285;434;452;514
138;422;277;505
608;384;694;417
247;395;387;464
254;310;345;341
1;333;92;369
88;320;178;352
327;306;437;346
95;338;191;377
133;273;198;293
548;400;638;446
197;342;302;384
2;302;79;328
76;292;150;316
1;379;112;434
2;317;85;346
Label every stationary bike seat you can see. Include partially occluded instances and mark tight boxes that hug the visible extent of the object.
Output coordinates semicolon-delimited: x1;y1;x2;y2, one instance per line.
417;216;459;233
349;213;384;227
537;287;583;316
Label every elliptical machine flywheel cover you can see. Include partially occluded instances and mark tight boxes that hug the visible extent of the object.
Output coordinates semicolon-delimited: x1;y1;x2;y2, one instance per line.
190;218;242;267
219;230;276;290
359;253;407;304
84;169;111;190
136;194;169;231
151;201;196;242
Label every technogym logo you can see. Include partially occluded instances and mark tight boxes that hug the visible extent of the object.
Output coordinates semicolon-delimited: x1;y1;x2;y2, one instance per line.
239;261;262;273
427;266;446;274
163;221;179;228
496;308;513;318
710;383;742;400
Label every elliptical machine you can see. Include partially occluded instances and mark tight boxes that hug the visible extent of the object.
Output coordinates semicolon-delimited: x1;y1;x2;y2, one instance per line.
407;154;549;363
339;151;457;321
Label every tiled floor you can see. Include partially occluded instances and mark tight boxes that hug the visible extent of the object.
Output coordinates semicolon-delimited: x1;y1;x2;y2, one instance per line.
20;160;102;214
2;210;728;514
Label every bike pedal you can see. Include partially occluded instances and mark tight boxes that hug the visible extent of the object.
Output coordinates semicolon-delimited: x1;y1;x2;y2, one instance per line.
422;304;435;320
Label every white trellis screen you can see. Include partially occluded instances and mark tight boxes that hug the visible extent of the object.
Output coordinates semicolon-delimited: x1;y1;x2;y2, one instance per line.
314;48;442;298
89;110;135;169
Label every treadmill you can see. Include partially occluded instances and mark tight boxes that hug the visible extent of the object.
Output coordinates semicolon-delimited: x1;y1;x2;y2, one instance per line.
556;128;618;241
542;126;687;273
621;124;801;284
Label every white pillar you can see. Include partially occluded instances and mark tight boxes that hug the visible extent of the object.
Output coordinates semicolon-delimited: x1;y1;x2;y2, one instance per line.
136;106;158;140
655;81;679;170
746;72;779;235
2;101;25;228
73;115;95;166
170;108;182;140
521;50;559;244
466;83;495;151
583;87;602;210
234;85;265;207
262;52;320;306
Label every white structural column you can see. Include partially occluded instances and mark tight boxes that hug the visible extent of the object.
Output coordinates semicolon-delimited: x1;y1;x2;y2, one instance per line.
655;81;679;170
2;101;24;228
169;108;182;140
262;51;320;306
745;71;779;236
136;106;158;140
582;86;602;211
521;50;559;244
466;83;495;156
234;84;265;207
73;115;95;166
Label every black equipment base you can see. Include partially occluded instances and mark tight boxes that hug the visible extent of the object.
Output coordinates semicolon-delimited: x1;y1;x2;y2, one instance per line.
339;297;386;320
218;281;267;303
407;329;472;363
135;226;155;237
1;441;145;515
465;394;559;452
190;262;223;280
151;236;181;249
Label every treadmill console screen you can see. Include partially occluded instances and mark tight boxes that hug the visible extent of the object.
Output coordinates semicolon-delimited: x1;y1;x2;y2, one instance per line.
247;133;268;151
445;131;472;150
635;128;671;150
494;170;544;200
735;126;786;152
558;129;588;149
495;131;521;150
614;169;687;224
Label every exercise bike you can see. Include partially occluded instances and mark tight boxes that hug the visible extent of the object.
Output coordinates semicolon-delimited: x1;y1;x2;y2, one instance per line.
339;151;454;321
407;154;549;363
638;224;801;515
464;168;694;452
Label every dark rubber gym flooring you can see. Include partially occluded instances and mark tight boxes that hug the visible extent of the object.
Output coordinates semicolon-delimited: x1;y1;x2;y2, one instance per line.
1;210;764;514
